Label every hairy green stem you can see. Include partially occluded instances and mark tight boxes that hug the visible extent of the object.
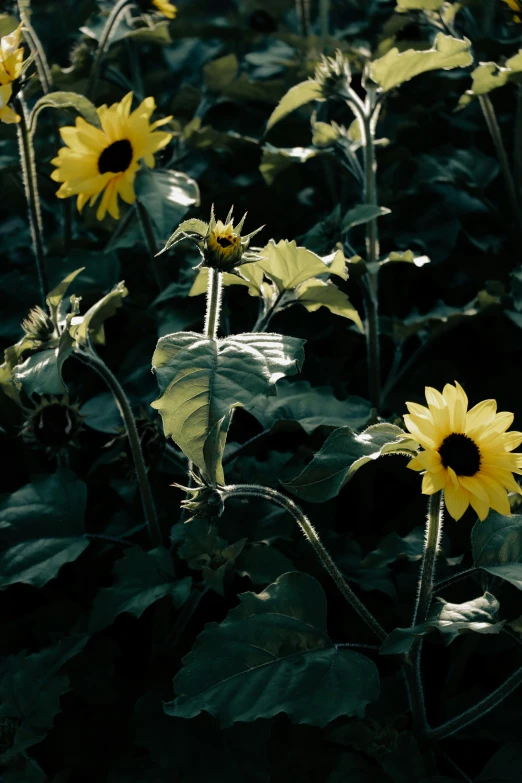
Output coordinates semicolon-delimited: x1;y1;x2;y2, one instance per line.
515;85;522;202
479;94;522;229
15;95;48;307
426;663;522;741
359;108;381;408
253;290;286;332
433;567;481;593
205;268;223;338
135;199;164;291
74;349;162;547
222;483;387;642
414;491;444;625
17;4;52;94
87;0;135;99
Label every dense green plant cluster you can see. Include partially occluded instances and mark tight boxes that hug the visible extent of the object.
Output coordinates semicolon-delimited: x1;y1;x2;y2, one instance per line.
2;0;522;781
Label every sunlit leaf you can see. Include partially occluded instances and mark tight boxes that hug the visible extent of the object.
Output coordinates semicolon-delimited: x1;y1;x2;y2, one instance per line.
371;33;472;92
297;279;363;330
71;281;128;346
459;51;522;107
259;239;345;292
380;593;504;654
284;423;418;502
151;331;305;484
266;80;324;131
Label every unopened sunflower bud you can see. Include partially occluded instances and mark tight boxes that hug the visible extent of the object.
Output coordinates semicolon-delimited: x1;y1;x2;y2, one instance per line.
21;306;55;342
314;50;351;100
202;206;264;272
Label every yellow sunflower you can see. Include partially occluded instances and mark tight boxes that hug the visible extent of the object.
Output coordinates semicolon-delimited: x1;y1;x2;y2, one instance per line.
502;0;522;22
0;83;20;124
0;23;24;85
404;382;522;521
152;0;177;18
51;92;173;221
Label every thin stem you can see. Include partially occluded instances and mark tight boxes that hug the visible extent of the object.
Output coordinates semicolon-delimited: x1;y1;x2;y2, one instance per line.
222;430;271;467
426;663;522;741
222;483;387;642
253;290;286;332
87;0;135;99
360;109;381;408
74;349;162;548
319;0;329;51
15;94;48;307
17;4;52;94
433;567;481;594
515;85;522;202
295;0;310;36
413;491;444;625
135;199;164;291
204;268;223;339
479;94;522;229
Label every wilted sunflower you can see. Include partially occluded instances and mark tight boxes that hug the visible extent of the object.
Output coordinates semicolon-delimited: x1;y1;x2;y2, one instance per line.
51;92;173;220
404;382;522;521
152;0;177;18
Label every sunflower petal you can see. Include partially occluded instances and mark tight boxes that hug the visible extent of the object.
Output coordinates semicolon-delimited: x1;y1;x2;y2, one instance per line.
444;484;470;521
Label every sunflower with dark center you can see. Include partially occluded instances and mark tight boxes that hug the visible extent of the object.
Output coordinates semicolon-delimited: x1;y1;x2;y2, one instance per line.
51;92;173;220
404;382;522;521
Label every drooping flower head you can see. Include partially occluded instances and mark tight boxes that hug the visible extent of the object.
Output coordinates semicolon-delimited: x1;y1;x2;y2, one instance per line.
51;92;173;221
151;0;177;18
404;382;522;521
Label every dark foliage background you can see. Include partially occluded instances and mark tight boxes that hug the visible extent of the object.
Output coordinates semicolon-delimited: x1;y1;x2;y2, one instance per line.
1;0;522;780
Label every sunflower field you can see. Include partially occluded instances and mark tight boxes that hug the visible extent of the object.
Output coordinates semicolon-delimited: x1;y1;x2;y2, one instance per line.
3;0;522;780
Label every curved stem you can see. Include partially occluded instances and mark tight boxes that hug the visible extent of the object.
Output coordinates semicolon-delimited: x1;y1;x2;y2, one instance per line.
433;567;481;594
135;199;164;291
15;94;48;307
74;349;162;548
413;491;444;625
479;94;522;230
205;268;223;338
426;663;522;741
17;2;53;94
87;0;136;99
253;290;286;332
222;483;387;642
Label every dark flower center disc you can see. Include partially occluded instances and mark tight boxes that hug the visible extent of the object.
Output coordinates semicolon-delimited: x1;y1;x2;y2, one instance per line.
98;139;133;174
438;432;481;476
216;235;234;248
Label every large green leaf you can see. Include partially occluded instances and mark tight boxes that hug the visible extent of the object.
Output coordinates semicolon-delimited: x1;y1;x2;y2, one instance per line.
135;169;200;243
472;512;522;590
252;380;372;434
89;547;191;632
477;743;522;782
266;80;323;131
0;470;88;588
165;572;379;726
258;239;345;292
370;33;472;92
297;279;363;330
342;204;391;232
72;280;128;346
260;144;318;186
459;51;522;108
151;331;305;483
0;636;87;760
380;593;504;655
190;264;264;298
11;330;73;396
284;423;418;502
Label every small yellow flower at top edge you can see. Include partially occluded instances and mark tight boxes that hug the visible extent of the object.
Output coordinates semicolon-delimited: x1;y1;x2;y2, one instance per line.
0;23;24;86
152;0;177;18
50;92;173;221
404;381;522;522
